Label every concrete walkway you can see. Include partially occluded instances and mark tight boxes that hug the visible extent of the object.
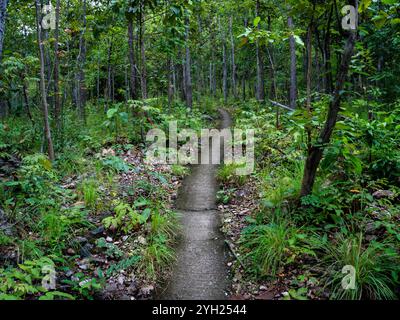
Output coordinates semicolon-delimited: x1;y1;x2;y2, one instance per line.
159;109;231;300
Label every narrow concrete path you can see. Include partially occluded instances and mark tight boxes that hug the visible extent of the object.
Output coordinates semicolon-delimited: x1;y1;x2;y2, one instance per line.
159;109;231;300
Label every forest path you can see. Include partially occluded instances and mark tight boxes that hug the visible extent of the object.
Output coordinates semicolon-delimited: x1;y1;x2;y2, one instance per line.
158;109;231;300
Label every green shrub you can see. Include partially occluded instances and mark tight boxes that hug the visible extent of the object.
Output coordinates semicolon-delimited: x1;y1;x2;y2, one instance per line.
80;179;99;210
138;235;175;279
240;220;315;277
317;234;399;300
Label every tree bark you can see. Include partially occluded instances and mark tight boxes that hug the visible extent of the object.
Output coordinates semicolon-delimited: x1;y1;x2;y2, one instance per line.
184;15;192;108
22;80;33;123
210;30;216;97
288;16;297;109
54;0;61;132
0;0;9;119
229;15;237;99
255;0;264;101
300;30;357;197
323;5;334;94
106;39;113;109
168;58;174;111
35;0;55;161
222;36;228;104
0;0;8;63
76;0;87;122
128;19;137;100
140;2;148;100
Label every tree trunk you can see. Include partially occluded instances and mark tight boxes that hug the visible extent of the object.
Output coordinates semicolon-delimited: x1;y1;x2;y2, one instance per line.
22;80;33;123
255;0;264;101
35;0;55;161
288;16;297;109
222;38;228;104
0;0;9;119
168;58;174;111
128;19;137;100
306;25;313;113
324;6;334;94
210;31;216;97
140;2;148;100
229;15;237;99
300;29;357;197
0;0;8;63
184;15;192;108
181;57;186;102
76;0;87;122
54;0;61;132
106;39;113;109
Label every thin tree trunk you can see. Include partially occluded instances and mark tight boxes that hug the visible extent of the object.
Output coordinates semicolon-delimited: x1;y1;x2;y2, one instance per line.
168;58;174;111
54;0;61;132
184;15;193;108
128;19;137;100
140;2;148;100
0;0;8;63
106;39;113;109
229;15;237;99
172;63;177;100
209;61;213;95
210;32;216;97
255;0;264;101
22;81;33;123
300;29;357;197
323;5;334;93
76;0;87;122
222;37;228;104
181;58;186;101
36;0;55;161
0;0;9;119
288;16;297;109
96;53;100;101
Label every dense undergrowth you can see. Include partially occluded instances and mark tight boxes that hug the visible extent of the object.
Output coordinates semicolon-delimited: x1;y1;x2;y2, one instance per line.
0;99;208;300
219;97;400;300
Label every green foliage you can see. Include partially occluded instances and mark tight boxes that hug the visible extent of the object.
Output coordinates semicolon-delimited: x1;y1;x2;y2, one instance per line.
95;237;124;259
0;257;73;300
80;179;99;210
3;154;58;207
316;234;400;300
138;235;175;279
217;164;248;186
61;273;103;300
102;201;149;234
102;156;130;173
150;210;179;239
170;164;189;177
106;255;141;276
102;103;129;139
240;219;315;278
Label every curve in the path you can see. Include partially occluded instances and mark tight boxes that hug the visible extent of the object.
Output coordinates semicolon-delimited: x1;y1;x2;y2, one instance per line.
159;109;231;300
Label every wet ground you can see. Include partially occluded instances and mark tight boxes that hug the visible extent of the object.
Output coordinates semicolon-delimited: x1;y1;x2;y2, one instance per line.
159;109;232;300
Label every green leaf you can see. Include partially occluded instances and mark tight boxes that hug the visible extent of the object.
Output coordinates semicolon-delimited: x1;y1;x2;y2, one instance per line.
253;17;261;27
106;108;118;119
294;35;304;47
359;0;372;13
390;18;400;25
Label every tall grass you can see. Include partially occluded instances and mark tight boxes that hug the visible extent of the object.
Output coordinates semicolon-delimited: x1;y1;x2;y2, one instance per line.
316;234;399;300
